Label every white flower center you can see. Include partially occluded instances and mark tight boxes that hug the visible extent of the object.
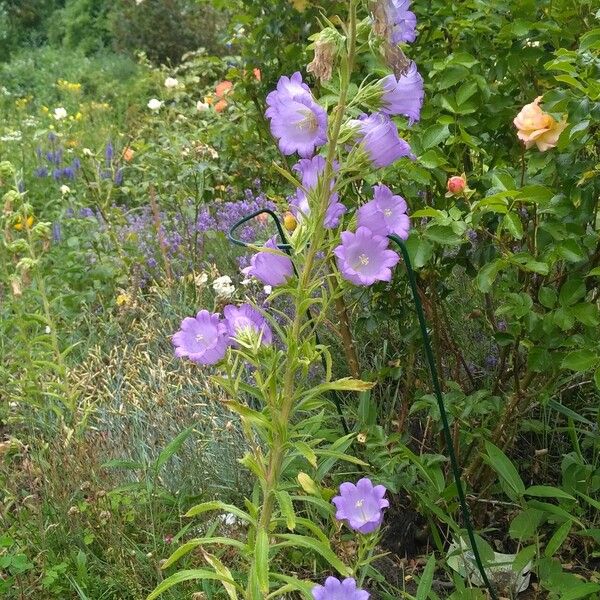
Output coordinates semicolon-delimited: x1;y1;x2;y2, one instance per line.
298;109;318;132
195;334;204;342
383;208;392;217
359;254;369;266
355;499;364;508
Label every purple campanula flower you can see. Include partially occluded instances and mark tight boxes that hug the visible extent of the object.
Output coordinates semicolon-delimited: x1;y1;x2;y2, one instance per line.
223;303;272;346
291;156;347;229
48;132;57;143
172;310;229;365
334;227;400;287
467;229;478;243
147;257;158;269
497;320;507;332
79;207;94;218
63;166;75;180
349;113;414;168
357;184;410;239
242;237;294;286
71;158;81;170
312;577;369;600
380;62;424;125
52;168;63;180
114;168;124;186
265;72;328;157
485;354;498;369
35;166;48;178
386;0;417;44
332;478;389;534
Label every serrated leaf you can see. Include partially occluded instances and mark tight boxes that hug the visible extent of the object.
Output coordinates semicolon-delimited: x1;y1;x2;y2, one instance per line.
201;550;238;600
297;472;320;496
293;441;317;468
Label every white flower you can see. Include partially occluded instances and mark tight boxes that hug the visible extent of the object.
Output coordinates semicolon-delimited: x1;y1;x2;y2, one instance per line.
194;272;208;287
147;98;163;111
0;131;22;142
218;512;239;526
135;0;144;4
212;275;236;298
196;100;210;112
263;285;272;295
53;107;67;120
60;185;71;195
82;148;93;157
241;278;253;286
45;325;51;334
164;77;179;89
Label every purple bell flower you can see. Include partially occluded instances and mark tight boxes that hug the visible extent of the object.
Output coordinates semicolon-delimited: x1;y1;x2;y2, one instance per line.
387;0;417;44
172;310;230;365
349;113;414;168
105;141;114;165
223;303;272;346
291;156;347;229
242;237;294;287
380;62;424;125
312;577;369;600
334;227;400;287
332;477;389;534
35;166;48;178
357;184;410;239
114;168;124;186
266;72;328;157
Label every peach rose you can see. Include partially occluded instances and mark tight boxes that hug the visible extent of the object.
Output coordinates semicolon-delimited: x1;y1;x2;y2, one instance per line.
513;96;567;152
123;147;134;162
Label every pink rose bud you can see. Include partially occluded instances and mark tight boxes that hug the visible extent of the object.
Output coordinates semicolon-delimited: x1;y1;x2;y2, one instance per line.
447;175;466;194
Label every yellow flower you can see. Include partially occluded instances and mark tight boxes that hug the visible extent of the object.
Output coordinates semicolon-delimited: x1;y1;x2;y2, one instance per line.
291;0;309;11
116;292;132;306
75;112;83;120
41;106;49;113
14;216;34;231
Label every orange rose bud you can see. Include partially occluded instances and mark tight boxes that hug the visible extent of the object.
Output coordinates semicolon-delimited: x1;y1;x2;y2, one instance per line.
123;147;134;162
447;175;466;195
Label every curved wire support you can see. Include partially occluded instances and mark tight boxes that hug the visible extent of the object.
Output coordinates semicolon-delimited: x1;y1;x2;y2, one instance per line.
228;212;349;434
387;234;498;600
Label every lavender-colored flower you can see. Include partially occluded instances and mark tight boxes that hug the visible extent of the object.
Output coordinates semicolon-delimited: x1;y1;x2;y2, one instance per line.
332;478;389;534
52;222;62;243
334;227;400;287
497;320;507;332
71;158;81;170
63;166;76;180
266;72;328;157
52;168;64;181
223;303;272;346
242;237;294;287
357;184;410;239
114;167;124;186
380;62;424;125
312;577;369;600
79;207;94;218
172;310;229;365
467;229;478;243
387;0;417;44
349;113;414;168
34;166;48;178
291;156;347;229
47;132;57;143
105;141;113;165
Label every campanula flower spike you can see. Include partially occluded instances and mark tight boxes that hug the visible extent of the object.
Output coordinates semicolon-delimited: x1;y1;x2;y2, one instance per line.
228;209;349;434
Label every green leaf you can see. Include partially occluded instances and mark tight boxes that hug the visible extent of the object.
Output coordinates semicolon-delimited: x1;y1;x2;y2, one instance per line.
161;538;246;570
269;574;314;599
222;400;271;429
476;259;505;293
147;569;235;600
293;441;317;468
484;441;525;500
156;425;195;471
525;486;575;501
185;501;256;525
559;278;586;307
560;583;600;600
275;490;296;531
274;534;352;576
421;124;450;150
538;286;557;309
544;520;572;557
501;213;523;240
416;553;436;600
404;234;433;268
561;350;598;372
569;303;599;327
512;545;536;573
201;551;239;600
253;529;269;594
424;225;463;246
509;509;545;541
315;449;369;466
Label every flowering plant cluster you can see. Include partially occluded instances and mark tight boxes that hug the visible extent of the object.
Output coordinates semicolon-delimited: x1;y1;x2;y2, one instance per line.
155;1;426;599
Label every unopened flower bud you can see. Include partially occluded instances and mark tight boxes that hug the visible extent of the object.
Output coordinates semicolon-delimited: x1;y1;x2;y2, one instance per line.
283;212;297;232
447;175;466;195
